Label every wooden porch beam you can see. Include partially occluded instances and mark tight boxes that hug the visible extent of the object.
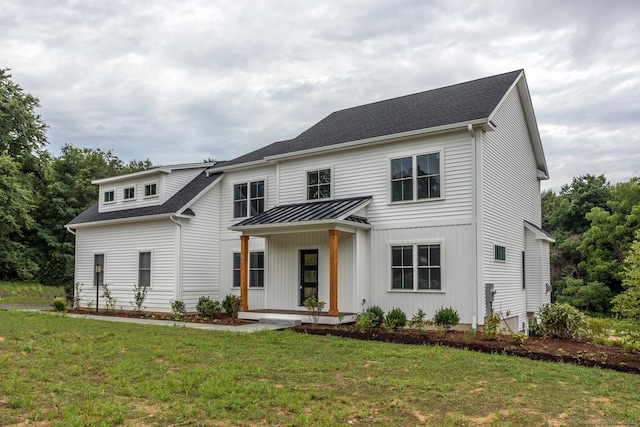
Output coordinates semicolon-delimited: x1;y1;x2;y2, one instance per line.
240;235;249;311
328;229;339;315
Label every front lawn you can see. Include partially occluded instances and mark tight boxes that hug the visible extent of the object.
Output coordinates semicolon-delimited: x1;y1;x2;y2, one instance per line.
0;281;65;304
1;311;639;426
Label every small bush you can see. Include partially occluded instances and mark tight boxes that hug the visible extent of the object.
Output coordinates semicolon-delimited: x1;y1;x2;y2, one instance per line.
355;311;379;332
303;296;326;325
538;302;588;340
222;294;241;318
196;296;223;318
383;308;407;331
101;283;117;312
170;300;187;321
363;305;385;328
483;312;501;339
52;297;67;312
433;306;460;332
131;283;148;313
408;309;428;330
511;332;527;346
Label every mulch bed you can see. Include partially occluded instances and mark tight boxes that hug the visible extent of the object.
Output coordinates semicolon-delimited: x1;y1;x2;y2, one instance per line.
293;325;640;375
66;308;255;326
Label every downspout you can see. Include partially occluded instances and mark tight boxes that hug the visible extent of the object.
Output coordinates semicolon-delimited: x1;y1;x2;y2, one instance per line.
65;226;76;236
169;216;183;302
468;124;478;332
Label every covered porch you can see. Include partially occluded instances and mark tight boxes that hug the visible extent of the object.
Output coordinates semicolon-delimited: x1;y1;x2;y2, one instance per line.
229;197;372;324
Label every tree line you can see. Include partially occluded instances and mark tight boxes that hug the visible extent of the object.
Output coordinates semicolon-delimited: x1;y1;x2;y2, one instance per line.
2;69;639;318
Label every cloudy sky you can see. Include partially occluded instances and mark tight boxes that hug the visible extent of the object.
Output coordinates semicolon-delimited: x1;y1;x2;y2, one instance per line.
2;0;639;191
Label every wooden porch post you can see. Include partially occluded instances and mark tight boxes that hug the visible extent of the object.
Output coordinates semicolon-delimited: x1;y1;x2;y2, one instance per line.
328;229;339;315
240;235;249;311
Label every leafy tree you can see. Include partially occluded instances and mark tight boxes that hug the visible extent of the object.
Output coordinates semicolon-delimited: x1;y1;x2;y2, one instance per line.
552;174;610;235
612;229;640;319
555;278;612;313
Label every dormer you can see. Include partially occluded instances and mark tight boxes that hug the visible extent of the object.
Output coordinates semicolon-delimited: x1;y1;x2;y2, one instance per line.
93;162;215;213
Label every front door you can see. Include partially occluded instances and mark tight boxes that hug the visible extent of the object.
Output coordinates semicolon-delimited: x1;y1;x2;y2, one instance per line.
299;249;319;305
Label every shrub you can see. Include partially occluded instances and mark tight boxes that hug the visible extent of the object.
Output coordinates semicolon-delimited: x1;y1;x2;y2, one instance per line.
73;282;83;309
131;283;148;313
303;296;326;325
355;311;379;332
52;297;67;312
511;332;528;345
587;317;612;338
101;283;117;312
408;309;428;330
383;307;407;331
363;305;385;328
196;296;223;318
170;300;187;321
222;294;241;318
537;302;588;340
433;306;460;332
483;312;501;339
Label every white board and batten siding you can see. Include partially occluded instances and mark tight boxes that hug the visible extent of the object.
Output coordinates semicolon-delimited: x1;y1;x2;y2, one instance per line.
480;88;543;330
75;219;178;312
179;184;221;311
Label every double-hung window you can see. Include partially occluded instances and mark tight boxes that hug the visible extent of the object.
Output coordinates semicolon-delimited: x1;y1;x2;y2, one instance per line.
391;243;442;291
391;152;441;202
138;251;151;287
233;180;264;218
232;252;265;288
124;187;135;200
144;183;157;197
103;190;115;203
307;169;331;200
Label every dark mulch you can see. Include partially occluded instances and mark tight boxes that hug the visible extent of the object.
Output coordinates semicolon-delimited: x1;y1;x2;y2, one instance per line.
66;308;255;326
293;325;640;375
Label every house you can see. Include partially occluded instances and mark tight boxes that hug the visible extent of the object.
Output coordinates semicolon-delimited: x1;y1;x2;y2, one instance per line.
67;70;554;329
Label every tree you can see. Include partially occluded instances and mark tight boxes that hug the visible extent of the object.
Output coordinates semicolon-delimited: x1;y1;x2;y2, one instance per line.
612;229;640;319
555;278;612;313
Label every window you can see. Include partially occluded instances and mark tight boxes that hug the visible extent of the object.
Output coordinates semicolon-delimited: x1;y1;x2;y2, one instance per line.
391;153;440;202
307;169;331;200
233;180;264;218
103;190;115;203
232;251;264;288
522;251;526;289
94;254;104;286
391;244;441;291
124;187;135;200
139;252;151;287
144;183;157;197
494;245;506;261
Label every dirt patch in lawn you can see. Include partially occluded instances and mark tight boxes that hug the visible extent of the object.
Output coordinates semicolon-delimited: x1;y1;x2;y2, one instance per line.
292;325;640;375
66;308;255;326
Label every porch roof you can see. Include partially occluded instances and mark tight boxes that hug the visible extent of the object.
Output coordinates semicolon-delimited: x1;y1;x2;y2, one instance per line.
229;196;372;233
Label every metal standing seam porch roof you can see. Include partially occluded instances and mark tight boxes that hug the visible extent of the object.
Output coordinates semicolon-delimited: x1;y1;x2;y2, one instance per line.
229;196;373;232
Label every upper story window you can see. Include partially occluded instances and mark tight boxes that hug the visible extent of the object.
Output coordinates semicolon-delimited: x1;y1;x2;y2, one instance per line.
144;183;157;197
124;187;135;200
495;245;506;261
390;152;441;202
103;190;115;203
233;180;265;218
307;169;331;200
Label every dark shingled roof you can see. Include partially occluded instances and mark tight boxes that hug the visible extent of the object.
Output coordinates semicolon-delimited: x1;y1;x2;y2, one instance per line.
67;171;223;226
231;196;372;228
216;70;522;168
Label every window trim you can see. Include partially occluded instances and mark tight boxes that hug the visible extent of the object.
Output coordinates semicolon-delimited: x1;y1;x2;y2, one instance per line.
305;166;333;201
93;252;106;287
388;150;444;204
103;189;115;204
123;186;136;201
143;181;158;199
138;250;153;288
232;251;265;289
494;245;506;262
388;240;445;293
232;179;266;219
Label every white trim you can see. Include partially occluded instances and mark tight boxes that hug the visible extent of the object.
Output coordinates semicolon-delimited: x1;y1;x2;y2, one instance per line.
305;165;334;201
231;178;267;220
388;149;445;204
92;163;215;185
123;186;136;201
138;249;154;288
102;188;116;205
92;251;106;287
387;239;445;292
143;180;159;199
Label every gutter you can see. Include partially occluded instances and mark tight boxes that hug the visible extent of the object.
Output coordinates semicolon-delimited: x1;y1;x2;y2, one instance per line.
468;124;479;332
65;226;77;236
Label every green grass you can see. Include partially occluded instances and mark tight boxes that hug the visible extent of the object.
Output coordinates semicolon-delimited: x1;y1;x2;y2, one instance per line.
0;281;65;304
1;311;639;426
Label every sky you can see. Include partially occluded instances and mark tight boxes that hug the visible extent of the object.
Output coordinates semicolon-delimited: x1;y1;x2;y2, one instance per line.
1;0;639;191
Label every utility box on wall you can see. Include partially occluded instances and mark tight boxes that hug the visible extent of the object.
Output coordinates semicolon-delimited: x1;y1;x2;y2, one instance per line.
485;283;496;316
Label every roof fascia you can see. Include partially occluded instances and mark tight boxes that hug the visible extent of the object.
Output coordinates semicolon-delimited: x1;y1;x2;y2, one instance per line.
66;213;176;229
229;218;372;236
524;220;555;243
177;173;224;214
206;158;268;174
93;163;215;185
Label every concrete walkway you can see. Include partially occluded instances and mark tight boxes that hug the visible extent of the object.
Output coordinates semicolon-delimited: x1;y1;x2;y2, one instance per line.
1;306;292;333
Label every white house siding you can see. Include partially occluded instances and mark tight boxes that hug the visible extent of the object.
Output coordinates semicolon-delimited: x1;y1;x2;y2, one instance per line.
180;184;221;311
276;130;473;226
480;88;542;330
220;237;267;309
163;168;204;199
525;228;543;312
368;223;474;323
75;219;178;312
541;241;551;306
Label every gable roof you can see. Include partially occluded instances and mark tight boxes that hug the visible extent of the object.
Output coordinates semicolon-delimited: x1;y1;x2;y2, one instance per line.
213;70;526;170
67;171;223;227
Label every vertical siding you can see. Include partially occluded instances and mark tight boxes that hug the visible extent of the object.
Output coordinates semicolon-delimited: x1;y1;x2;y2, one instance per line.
480;88;542;326
525;229;543;312
75;219;177;312
369;224;473;322
220;237;267;309
180;183;221;311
